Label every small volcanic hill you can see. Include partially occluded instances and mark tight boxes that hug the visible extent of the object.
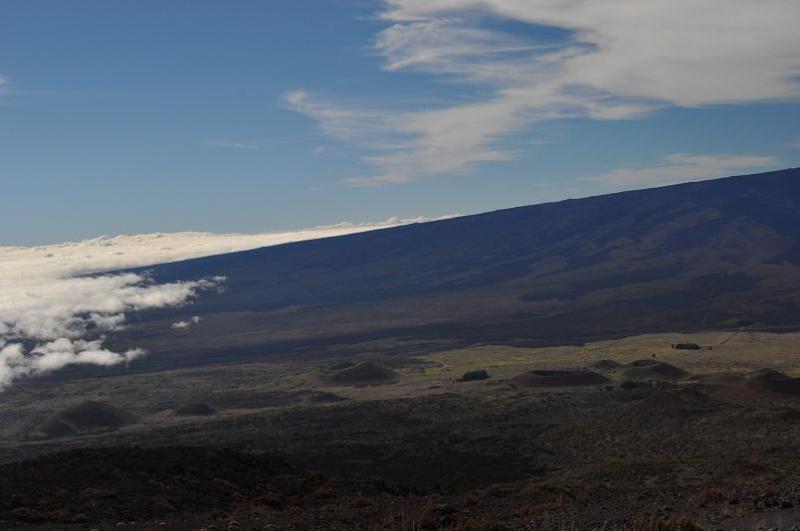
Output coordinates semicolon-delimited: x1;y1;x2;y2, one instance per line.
513;369;608;387
34;401;138;439
593;359;623;370
690;372;747;386
324;361;398;386
328;360;356;371
108;168;800;373
748;369;800;395
624;359;688;381
174;403;217;416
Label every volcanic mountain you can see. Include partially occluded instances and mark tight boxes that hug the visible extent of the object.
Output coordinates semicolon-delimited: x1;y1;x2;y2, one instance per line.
112;168;800;372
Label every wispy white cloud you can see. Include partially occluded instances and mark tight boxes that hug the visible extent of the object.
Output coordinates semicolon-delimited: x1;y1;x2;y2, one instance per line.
205;140;260;150
0;216;453;389
171;316;202;330
288;0;800;186
284;90;391;143
0;74;13;97
584;153;777;188
376;19;541;79
288;88;544;186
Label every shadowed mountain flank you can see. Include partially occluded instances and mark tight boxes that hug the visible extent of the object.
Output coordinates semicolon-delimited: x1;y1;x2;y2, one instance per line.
103;169;800;372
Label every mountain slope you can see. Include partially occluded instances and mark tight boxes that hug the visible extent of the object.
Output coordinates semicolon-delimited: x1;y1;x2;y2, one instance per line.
116;168;800;370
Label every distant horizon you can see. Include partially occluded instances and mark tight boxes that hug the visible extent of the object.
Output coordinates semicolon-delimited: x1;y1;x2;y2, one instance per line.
4;164;797;248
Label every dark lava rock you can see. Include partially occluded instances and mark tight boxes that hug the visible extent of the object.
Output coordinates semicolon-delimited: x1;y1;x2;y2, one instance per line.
620;380;648;390
0;447;308;526
174;403;217;416
457;370;490;382
625;359;688;381
514;369;609;387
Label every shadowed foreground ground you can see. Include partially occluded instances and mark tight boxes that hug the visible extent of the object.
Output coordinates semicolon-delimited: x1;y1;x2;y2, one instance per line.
3;332;800;529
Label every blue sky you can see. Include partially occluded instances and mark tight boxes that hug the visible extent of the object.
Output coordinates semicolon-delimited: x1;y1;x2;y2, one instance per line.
2;0;800;246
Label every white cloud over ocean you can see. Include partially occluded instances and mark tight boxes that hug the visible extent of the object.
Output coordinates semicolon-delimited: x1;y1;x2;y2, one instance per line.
0;217;447;390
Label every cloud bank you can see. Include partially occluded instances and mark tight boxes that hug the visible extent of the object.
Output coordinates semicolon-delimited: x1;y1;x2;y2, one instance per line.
288;0;800;185
0;217;445;390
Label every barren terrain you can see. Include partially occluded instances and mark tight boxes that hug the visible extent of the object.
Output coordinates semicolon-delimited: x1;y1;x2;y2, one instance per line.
3;331;800;529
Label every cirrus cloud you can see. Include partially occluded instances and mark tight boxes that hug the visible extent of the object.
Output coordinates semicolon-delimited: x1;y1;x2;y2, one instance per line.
288;0;800;186
584;153;778;188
